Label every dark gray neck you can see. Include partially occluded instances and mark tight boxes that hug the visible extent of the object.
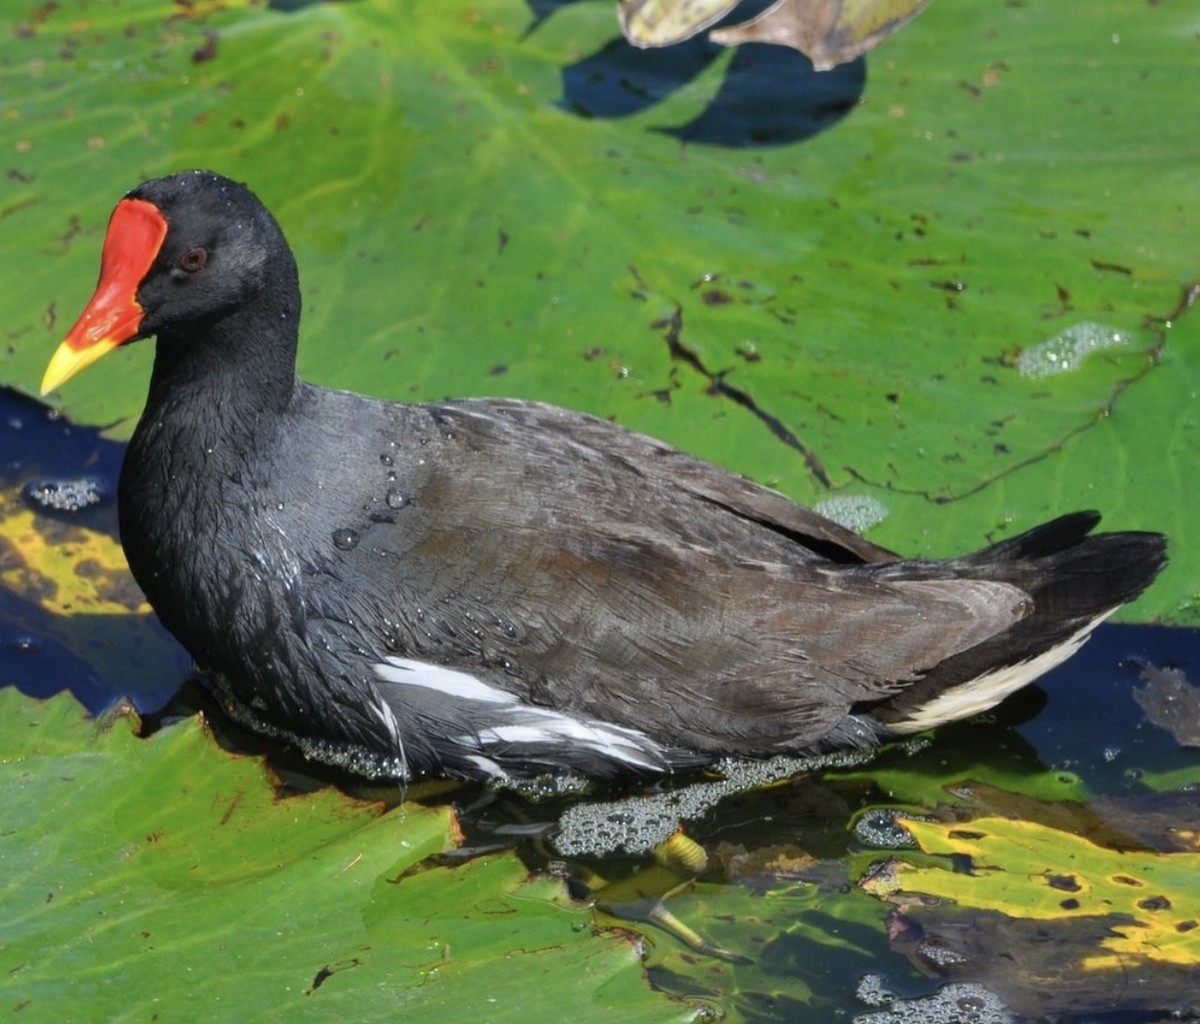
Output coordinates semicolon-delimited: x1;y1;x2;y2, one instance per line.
146;284;300;415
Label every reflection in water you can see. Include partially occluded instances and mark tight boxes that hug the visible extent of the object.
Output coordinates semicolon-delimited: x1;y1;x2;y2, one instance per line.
559;36;866;147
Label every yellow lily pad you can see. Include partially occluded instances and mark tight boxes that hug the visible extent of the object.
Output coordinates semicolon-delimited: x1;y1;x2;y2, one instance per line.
0;499;147;617
895;815;1200;969
0;484;187;703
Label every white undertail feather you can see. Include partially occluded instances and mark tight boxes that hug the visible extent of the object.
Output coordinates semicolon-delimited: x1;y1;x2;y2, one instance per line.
373;655;668;773
885;610;1114;734
470;710;668;771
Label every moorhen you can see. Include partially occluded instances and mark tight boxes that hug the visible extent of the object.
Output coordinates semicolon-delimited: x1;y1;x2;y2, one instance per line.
41;171;1167;783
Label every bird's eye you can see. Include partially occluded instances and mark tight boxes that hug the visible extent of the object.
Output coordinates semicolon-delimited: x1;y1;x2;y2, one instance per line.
179;247;209;273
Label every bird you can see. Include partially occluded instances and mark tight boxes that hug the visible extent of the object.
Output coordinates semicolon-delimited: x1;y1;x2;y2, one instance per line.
40;170;1167;784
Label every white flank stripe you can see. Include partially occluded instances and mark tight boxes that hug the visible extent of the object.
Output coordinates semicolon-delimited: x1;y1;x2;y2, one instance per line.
474;713;665;771
887;611;1113;734
374;656;513;704
478;724;570;746
375;657;667;772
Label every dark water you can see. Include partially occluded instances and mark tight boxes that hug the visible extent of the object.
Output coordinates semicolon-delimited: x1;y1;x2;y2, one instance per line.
3;384;1197;1021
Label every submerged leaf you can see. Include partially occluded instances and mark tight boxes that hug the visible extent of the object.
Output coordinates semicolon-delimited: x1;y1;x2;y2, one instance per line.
0;480;188;708
1134;663;1200;748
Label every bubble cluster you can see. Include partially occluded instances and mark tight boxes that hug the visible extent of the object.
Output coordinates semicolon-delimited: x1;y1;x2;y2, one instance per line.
301;738;407;781
213;675;408;780
814;494;889;533
852;807;919;849
1016;321;1131;379
553;748;871;857
855;974;894;1008
918;943;969;967
853;977;1014;1024
493;769;594;801
22;476;107;513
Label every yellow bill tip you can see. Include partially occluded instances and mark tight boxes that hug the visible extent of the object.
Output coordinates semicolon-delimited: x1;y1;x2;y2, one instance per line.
40;337;120;395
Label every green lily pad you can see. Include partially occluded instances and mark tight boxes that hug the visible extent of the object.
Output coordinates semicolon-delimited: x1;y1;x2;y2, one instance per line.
4;0;1195;614
0;0;1195;621
0;6;1197;1015
0;689;699;1022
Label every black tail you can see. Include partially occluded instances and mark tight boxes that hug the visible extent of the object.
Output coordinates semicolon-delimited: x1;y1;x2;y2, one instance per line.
865;512;1167;732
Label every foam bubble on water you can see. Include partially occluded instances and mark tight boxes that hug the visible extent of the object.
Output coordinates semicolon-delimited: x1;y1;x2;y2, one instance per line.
814;494;889;533
856;974;894;1008
22;477;107;513
853;807;919;849
1016;321;1131;379
853;979;1015;1024
552;748;871;857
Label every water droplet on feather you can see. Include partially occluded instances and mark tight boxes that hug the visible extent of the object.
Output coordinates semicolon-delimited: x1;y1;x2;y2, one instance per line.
332;528;360;551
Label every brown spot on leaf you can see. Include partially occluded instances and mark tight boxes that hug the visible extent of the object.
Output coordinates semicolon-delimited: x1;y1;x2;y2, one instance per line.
1045;873;1082;892
1091;259;1132;275
306;958;361;995
1137;895;1172;912
191;30;217;62
218;792;243;826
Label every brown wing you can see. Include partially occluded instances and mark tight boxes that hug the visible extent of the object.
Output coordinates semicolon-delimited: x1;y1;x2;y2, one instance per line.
301;396;1029;755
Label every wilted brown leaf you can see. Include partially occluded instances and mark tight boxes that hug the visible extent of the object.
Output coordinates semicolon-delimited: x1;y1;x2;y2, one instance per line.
712;0;932;70
619;0;741;47
620;0;932;70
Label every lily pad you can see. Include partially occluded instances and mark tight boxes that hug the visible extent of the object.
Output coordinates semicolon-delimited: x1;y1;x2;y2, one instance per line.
0;688;699;1022
1;0;1193;622
864;813;1200;1014
0;5;1196;1019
